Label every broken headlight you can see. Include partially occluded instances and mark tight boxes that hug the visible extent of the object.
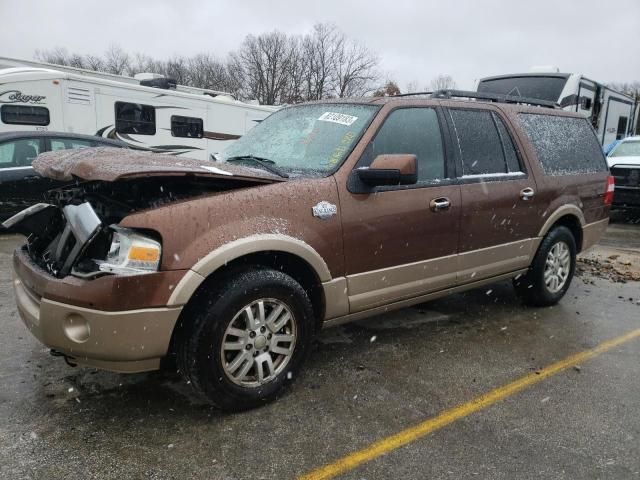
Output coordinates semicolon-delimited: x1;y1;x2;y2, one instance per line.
96;226;161;276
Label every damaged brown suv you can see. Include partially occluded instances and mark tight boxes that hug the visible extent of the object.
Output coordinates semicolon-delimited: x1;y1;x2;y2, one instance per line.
6;91;614;411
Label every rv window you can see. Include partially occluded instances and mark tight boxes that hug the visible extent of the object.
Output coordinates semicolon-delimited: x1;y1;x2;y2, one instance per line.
171;116;203;138
1;105;50;126
115;102;156;135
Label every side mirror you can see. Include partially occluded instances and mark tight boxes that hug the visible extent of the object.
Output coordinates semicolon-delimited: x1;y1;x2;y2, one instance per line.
357;154;417;187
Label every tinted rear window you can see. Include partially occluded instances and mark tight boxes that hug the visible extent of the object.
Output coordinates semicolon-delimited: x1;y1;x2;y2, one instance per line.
518;114;607;175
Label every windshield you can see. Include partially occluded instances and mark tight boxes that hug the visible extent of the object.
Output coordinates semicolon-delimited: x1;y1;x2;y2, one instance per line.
478;75;568;102
610;140;640;157
221;104;379;176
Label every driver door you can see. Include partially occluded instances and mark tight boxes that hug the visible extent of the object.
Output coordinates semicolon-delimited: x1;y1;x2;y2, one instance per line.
338;106;461;313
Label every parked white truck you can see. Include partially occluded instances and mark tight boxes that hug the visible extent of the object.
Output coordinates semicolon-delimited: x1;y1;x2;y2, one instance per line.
0;57;277;160
476;68;638;146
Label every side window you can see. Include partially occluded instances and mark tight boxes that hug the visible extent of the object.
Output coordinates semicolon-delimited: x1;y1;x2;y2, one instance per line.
1;105;50;126
51;138;93;151
518;114;607;175
115;102;156;135
0;139;42;168
371;108;445;183
171;115;203;138
448;109;516;176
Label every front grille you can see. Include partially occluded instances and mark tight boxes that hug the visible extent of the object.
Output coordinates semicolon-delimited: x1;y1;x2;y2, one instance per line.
611;167;640;188
26;202;102;278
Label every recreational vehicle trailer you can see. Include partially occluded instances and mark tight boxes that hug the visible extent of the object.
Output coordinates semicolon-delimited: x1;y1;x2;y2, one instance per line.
0;60;278;160
476;71;639;146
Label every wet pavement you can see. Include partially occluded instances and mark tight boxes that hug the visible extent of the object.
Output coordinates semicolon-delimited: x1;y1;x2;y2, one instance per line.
1;224;639;480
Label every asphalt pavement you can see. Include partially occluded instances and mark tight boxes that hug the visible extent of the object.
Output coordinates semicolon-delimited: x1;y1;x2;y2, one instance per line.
1;224;639;480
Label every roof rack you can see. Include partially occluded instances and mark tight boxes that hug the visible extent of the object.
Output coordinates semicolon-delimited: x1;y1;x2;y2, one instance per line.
391;89;558;108
430;89;559;108
392;91;434;98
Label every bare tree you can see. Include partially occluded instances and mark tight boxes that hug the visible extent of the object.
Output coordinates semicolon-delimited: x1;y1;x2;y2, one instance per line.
84;54;105;71
302;24;340;100
232;31;299;104
103;45;130;75
404;80;422;94
187;54;240;94
430;74;457;91
34;47;70;66
333;40;379;98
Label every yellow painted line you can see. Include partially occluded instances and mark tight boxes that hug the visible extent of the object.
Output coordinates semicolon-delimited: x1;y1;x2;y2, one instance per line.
299;328;640;480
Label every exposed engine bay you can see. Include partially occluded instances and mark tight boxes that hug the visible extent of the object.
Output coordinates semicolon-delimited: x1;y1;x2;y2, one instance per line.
7;176;260;279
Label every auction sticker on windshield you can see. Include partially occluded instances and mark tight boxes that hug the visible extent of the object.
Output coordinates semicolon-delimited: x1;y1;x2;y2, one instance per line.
318;112;358;126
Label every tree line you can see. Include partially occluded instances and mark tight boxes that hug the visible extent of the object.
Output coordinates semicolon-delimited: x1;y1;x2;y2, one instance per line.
35;24;382;104
35;23;463;105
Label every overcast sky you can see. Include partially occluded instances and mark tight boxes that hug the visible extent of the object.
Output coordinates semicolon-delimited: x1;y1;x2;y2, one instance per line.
2;0;639;90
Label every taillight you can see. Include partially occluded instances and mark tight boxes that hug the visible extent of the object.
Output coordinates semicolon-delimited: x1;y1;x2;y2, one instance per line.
604;175;615;205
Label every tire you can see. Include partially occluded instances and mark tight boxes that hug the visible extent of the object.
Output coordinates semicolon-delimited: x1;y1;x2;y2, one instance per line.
176;267;314;411
513;226;577;307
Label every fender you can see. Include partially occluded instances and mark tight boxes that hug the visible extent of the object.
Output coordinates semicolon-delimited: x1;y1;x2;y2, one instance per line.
537;204;585;238
167;234;332;306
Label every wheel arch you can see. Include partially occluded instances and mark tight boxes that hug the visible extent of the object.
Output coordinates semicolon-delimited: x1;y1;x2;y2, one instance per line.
168;234;330;328
537;205;585;252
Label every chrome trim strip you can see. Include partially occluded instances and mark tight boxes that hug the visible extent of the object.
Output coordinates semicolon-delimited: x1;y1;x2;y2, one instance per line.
1;202;53;229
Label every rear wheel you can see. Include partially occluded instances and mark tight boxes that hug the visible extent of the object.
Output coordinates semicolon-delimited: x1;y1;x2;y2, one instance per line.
177;267;314;411
514;226;577;307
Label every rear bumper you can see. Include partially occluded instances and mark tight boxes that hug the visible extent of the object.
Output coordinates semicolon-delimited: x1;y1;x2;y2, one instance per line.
12;246;184;373
613;187;640;208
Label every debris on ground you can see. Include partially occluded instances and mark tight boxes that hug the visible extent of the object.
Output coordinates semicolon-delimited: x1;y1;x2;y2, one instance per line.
576;257;640;283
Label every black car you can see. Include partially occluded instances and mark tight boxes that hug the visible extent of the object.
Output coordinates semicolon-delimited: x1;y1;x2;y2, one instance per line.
0;131;125;222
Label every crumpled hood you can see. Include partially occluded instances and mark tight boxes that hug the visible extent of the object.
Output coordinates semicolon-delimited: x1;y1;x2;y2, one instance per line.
32;147;285;184
607;155;640;168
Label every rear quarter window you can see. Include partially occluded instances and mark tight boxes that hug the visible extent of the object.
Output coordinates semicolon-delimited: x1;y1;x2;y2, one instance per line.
518;113;607;175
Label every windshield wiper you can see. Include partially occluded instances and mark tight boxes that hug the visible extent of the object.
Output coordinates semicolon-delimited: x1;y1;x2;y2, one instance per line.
225;155;289;178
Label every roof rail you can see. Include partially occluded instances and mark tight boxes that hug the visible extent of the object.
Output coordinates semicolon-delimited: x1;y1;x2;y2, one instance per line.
430;89;559;108
391;91;434;98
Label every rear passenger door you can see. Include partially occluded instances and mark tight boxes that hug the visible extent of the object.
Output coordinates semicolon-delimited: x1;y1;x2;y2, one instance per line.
443;106;540;283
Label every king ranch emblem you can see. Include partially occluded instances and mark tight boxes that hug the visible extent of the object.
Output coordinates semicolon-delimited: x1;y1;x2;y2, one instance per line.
312;201;337;220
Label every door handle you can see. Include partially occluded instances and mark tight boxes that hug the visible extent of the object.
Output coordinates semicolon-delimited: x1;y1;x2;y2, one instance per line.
430;197;451;212
520;187;535;200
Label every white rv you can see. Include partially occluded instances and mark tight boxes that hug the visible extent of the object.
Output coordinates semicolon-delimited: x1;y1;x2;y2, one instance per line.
476;69;639;146
0;59;277;160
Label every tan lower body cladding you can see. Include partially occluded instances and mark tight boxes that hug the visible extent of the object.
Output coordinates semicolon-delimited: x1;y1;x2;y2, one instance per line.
338;238;538;314
323;218;608;325
14;274;181;373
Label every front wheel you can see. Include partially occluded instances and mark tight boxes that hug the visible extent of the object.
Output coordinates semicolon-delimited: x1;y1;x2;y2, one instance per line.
514;226;577;307
177;267;314;411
